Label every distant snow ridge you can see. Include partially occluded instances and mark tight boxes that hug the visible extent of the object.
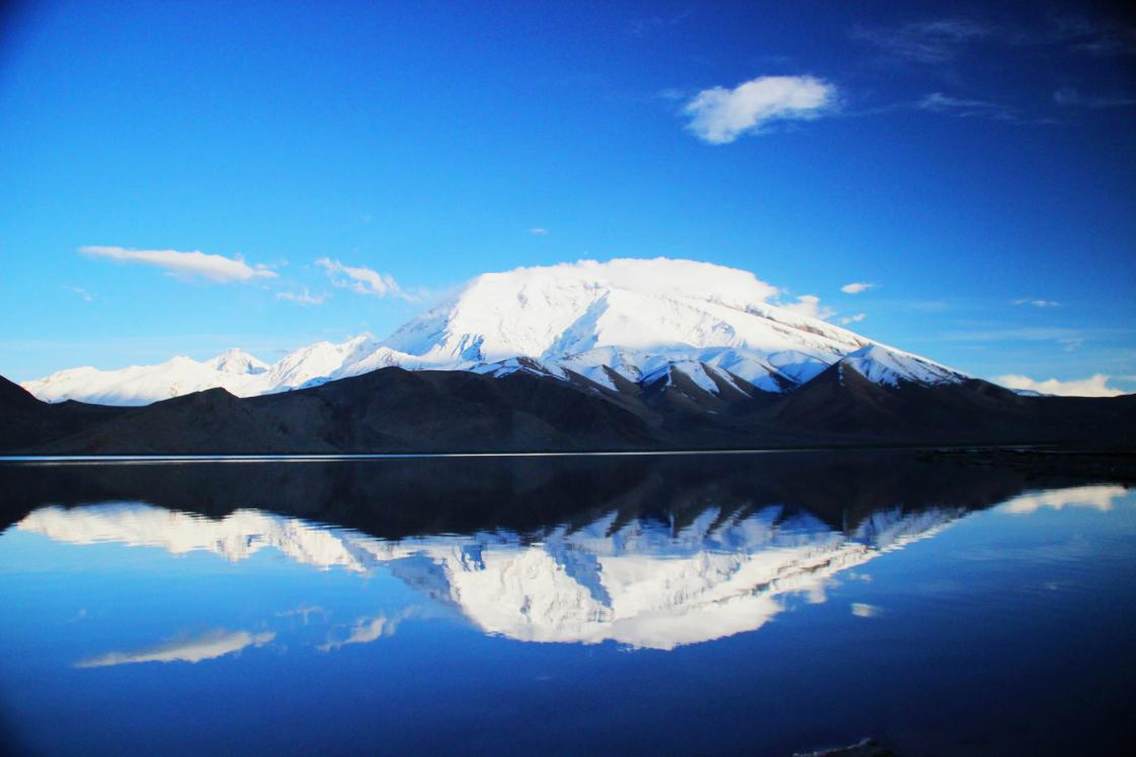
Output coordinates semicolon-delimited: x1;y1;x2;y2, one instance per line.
21;258;966;405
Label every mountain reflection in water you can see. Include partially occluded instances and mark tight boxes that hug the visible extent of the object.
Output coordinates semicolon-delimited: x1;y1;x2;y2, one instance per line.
1;451;1134;756
17;499;971;650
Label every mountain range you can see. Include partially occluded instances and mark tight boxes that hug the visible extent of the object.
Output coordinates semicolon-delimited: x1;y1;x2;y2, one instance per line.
22;259;963;404
3;258;1132;453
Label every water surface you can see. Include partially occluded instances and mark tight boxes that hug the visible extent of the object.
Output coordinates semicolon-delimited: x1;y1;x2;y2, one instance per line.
1;452;1133;755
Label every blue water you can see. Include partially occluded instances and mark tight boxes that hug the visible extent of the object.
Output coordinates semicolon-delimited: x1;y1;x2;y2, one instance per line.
0;455;1133;755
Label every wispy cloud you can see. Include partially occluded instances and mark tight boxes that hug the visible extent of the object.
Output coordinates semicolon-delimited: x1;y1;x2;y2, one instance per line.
839;313;867;326
856;14;1135;63
682;75;836;144
1045;15;1136;57
781;294;835;321
852;19;991;63
529;227;549;236
64;285;93;302
1070;34;1136;57
1012;298;1060;308
941;327;1085;343
80;246;277;283
995;373;1125;397
276;288;326;306
316;258;415;301
916;92;1028;122
630;8;693;37
841;282;875;295
76;629;274;668
1053;87;1136;109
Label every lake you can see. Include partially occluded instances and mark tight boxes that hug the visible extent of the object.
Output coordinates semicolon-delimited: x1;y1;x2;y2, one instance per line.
1;451;1133;755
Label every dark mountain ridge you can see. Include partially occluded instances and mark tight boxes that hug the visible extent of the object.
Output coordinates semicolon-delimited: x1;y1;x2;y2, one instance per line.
1;363;1132;455
3;449;1132;542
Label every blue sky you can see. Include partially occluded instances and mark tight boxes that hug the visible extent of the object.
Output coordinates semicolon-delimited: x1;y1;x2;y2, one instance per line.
1;0;1133;393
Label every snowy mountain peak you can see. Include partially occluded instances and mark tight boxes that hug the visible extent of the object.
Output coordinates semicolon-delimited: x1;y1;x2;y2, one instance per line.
384;258;869;368
263;333;379;390
207;348;269;375
837;343;964;387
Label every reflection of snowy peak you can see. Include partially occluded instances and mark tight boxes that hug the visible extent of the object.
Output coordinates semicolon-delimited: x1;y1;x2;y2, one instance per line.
19;501;966;649
22;258;965;404
19;505;371;571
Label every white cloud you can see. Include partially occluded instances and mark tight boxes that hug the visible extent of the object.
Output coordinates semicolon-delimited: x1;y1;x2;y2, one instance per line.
529;227;549;236
80;245;277;283
995;373;1125;397
64;285;93;302
1013;298;1060;307
316;258;414;301
1000;485;1128;515
851;602;881;618
781;294;835;321
276;288;326;306
683;75;836;144
839;313;867;325
841;282;875;294
76;629;274;668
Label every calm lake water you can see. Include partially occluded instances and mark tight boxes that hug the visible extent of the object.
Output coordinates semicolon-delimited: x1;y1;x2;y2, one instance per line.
1;452;1133;755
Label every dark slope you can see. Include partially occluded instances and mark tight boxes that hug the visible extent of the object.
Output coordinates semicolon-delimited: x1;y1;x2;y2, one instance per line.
1;364;1132;454
0;375;126;449
763;363;1136;446
0;374;38;408
37;387;336;454
9;367;654;454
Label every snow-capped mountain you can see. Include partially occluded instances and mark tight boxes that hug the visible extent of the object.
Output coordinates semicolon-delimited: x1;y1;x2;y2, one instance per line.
22;351;273;406
207;348;270;376
834;344;962;387
21;258;966;405
17;500;967;649
23;337;381;406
